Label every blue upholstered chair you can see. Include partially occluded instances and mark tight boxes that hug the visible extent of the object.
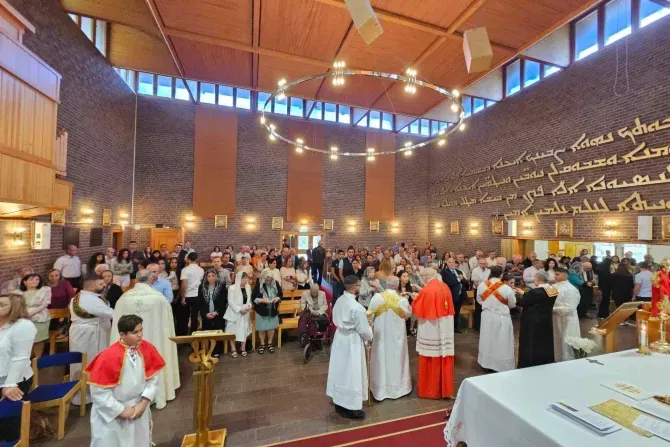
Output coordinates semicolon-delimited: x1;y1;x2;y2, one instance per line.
25;352;87;440
0;400;31;447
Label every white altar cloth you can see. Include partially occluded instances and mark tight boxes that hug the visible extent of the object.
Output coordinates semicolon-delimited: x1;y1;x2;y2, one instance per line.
445;350;670;446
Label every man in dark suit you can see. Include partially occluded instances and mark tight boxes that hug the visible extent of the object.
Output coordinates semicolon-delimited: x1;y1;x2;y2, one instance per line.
311;240;326;285
441;257;464;333
340;246;356;279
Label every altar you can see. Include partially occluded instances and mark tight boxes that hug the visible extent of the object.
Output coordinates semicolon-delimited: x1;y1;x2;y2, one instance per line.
445;350;670;446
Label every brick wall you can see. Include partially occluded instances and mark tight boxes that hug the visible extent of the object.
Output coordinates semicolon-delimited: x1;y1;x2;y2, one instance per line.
427;18;670;255
0;0;135;284
132;96;431;254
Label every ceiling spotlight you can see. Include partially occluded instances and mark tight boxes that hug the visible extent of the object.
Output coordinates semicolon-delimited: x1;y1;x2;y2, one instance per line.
450;103;460;113
438;139;446;146
459;123;466;131
452;89;460;98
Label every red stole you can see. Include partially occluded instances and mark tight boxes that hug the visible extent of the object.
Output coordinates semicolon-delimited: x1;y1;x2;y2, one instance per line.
85;341;166;388
481;280;508;305
412;279;454;320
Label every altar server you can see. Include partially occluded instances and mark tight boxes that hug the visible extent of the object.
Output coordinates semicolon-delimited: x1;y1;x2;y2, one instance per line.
86;314;165;447
517;270;557;368
327;275;373;419
368;275;412;401
476;266;517;372
69;278;113;405
553;267;581;361
110;270;179;409
412;267;455;399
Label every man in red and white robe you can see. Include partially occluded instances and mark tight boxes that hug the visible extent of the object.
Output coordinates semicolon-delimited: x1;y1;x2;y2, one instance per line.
476;266;517;372
412;267;455;399
86;314;165;447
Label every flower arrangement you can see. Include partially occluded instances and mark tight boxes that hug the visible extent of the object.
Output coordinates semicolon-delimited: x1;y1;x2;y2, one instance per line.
565;337;597;359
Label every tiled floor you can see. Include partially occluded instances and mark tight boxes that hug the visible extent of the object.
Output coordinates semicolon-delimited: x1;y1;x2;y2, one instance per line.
34;317;638;446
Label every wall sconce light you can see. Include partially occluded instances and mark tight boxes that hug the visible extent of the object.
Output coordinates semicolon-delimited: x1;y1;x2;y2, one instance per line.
348;220;356;226
522;222;533;235
299;219;308;232
82;208;94;224
11;226;26;246
185;215;195;229
604;220;618;237
247;223;256;231
470;222;479;235
434;223;443;234
391;221;400;233
120;212;129;226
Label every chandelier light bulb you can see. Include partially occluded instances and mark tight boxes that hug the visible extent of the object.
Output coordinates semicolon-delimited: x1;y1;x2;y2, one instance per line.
367;155;375;162
367;147;375;154
450;103;459;112
330;153;338;160
278;78;286;87
277;93;286;101
295;147;303;153
404;141;412;148
438;139;446;146
296;138;304;145
460;123;466;131
269;134;276;141
330;146;338;152
404;150;412;157
452;89;460;98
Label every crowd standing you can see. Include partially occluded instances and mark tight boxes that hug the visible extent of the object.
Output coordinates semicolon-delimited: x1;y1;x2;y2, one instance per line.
0;238;659;442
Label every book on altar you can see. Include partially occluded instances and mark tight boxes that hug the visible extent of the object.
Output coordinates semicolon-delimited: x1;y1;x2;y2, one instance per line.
635;398;670;423
602;382;654;401
549;402;622;436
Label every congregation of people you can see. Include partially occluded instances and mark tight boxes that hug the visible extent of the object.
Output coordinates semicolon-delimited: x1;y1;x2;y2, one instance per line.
0;238;658;442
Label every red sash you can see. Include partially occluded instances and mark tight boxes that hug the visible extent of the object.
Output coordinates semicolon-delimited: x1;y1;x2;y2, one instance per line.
85;341;165;388
480;280;508;305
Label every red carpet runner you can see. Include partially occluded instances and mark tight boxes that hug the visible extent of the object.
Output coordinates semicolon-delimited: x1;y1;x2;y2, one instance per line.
267;410;446;447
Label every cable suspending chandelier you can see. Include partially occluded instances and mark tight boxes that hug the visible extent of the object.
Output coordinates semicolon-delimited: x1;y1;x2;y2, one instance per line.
260;61;467;160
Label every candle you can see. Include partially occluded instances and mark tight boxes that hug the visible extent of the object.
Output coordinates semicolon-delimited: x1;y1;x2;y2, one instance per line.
641;328;648;347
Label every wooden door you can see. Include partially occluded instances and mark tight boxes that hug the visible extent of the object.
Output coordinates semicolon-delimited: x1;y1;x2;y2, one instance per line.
151;228;184;250
111;229;124;251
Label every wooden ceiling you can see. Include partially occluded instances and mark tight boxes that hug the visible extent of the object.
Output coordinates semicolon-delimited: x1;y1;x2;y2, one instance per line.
61;0;602;117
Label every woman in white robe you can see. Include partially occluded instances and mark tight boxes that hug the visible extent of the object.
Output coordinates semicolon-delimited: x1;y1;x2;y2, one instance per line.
368;284;412;401
326;285;373;412
476;274;517;372
224;274;253;357
89;349;158;447
69;287;113;405
553;275;582;361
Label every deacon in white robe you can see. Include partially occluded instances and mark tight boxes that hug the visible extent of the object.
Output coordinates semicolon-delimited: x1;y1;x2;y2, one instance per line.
69;278;113;405
476;267;517;372
552;268;581;362
368;276;412;401
110;270;179;410
87;315;164;447
327;276;373;417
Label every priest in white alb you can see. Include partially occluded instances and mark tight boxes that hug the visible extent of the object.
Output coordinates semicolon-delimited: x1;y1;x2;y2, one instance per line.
110;269;179;409
86;314;165;447
69;277;113;405
476;266;517;372
368;275;412;401
552;267;581;361
327;275;373;420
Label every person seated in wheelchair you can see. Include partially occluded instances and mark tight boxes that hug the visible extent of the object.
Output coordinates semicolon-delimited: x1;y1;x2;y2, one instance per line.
300;284;329;332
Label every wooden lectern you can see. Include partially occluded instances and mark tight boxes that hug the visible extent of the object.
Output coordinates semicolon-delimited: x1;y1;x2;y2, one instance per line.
170;331;235;447
595;302;642;353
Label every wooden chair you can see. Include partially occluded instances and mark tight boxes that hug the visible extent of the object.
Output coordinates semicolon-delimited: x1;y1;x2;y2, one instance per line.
0;400;30;447
276;300;302;348
282;290;303;300
48;308;70;355
26;352;87;440
460;290;476;330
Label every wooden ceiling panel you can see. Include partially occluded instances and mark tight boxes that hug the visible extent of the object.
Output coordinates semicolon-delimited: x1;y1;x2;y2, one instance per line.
260;0;352;60
317;76;390;111
337;20;435;74
155;0;251;44
418;38;515;91
370;0;473;28
458;0;590;49
373;82;444;117
171;37;252;87
257;56;322;98
61;0;158;35
109;23;178;75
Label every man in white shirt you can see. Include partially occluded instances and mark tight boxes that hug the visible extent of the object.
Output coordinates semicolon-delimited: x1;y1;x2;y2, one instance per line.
523;260;542;289
553;268;581;362
455;253;470;280
470;258;490;332
69;277;113;405
486;251;497;268
634;262;653;302
235;245;250;265
54;245;82;290
177;253;204;336
469;250;483;272
394;246;409;266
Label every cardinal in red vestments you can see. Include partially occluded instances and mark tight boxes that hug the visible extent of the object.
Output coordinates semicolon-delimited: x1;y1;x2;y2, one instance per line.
412;268;455;399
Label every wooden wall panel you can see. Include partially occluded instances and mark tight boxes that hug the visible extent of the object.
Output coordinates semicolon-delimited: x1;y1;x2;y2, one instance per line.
0;33;60;101
61;0;159;36
286;122;323;223
0;70;57;165
364;132;395;222
0;154;54;205
193;106;237;218
53;179;73;210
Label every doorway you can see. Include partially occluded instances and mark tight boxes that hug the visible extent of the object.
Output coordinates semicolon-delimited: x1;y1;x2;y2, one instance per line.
111;228;124;251
280;232;325;259
151;228;184;251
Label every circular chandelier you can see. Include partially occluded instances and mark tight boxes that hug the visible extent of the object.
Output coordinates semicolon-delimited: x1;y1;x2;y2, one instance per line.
260;61;466;159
